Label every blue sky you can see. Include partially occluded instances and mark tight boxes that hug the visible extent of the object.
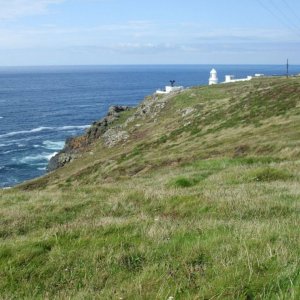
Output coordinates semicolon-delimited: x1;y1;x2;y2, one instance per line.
0;0;299;65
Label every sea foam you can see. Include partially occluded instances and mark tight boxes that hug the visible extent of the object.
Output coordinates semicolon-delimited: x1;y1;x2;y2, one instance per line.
0;125;89;139
0;127;53;138
43;140;65;150
18;152;58;164
58;125;90;131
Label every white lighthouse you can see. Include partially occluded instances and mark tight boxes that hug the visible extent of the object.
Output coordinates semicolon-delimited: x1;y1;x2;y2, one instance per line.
209;68;218;85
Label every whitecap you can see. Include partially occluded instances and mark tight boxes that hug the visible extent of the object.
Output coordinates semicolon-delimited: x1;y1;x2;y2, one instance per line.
0;116;3;119
73;104;94;108
3;149;22;154
18;152;58;164
38;167;46;171
0;142;16;148
0;125;89;139
42;140;65;150
46;152;58;160
31;126;53;133
58;125;90;131
0;127;53;139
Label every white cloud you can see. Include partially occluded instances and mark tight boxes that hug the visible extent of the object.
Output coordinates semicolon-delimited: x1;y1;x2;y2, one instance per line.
0;0;64;20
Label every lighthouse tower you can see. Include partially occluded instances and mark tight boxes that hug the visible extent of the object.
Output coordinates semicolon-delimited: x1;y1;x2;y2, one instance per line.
209;68;218;85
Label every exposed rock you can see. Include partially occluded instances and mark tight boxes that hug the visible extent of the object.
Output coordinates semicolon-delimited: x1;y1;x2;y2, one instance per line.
103;129;129;148
134;99;166;119
124;93;173;127
86;105;130;141
47;135;89;172
181;107;195;117
47;105;131;171
48;93;176;171
47;153;75;172
108;105;130;116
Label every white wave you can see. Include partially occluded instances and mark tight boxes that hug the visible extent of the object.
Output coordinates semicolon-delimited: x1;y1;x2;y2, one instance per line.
0;142;15;147
42;140;65;150
32;162;48;166
38;167;46;171
0;127;53;139
58;125;90;131
3;149;22;154
18;152;58;164
0;116;3;119
31;126;53;133
46;152;58;160
0;125;89;139
74;104;94;108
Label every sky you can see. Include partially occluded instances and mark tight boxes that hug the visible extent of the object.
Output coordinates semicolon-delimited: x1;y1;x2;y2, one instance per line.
0;0;299;66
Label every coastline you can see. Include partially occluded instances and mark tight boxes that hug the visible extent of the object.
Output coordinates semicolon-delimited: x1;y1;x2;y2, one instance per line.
1;65;300;188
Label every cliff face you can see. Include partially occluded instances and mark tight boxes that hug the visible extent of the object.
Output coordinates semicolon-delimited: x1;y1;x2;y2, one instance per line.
48;91;174;172
48;105;131;171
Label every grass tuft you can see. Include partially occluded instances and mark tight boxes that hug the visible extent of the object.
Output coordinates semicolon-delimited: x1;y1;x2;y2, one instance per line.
250;167;293;182
171;177;195;188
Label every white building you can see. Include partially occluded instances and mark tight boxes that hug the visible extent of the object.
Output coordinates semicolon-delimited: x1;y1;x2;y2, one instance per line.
225;75;235;83
209;68;218;85
156;85;184;94
208;69;254;86
224;75;252;83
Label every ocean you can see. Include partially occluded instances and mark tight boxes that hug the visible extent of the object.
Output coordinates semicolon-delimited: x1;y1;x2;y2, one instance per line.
1;64;300;188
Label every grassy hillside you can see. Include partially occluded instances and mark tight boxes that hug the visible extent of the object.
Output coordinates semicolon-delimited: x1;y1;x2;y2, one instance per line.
0;77;300;299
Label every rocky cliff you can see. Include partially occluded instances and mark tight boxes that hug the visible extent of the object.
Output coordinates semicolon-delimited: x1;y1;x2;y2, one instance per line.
48;91;176;172
48;105;131;171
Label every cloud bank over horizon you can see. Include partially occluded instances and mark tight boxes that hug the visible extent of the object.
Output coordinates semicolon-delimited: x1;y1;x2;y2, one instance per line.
0;0;299;65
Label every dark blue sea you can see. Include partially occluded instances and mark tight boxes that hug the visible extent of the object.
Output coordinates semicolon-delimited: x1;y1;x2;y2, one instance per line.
1;64;300;188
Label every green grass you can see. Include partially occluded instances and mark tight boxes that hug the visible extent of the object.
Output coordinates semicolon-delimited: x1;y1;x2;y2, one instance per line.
249;167;293;182
0;77;300;299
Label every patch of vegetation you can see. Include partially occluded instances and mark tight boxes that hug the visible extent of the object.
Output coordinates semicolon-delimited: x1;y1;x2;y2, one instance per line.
0;77;300;299
236;156;283;165
119;252;146;272
157;134;168;144
172;177;194;188
170;171;213;188
250;167;293;182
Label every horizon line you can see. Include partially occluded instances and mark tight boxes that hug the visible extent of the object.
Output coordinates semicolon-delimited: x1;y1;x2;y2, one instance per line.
0;63;299;68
